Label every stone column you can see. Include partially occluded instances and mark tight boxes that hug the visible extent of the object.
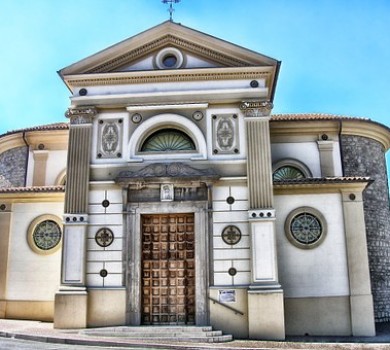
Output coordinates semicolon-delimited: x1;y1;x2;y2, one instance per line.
54;106;97;329
0;203;12;318
341;187;376;336
241;101;285;340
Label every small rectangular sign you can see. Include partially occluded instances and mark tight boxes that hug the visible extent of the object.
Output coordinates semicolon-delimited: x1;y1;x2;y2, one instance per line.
219;289;236;303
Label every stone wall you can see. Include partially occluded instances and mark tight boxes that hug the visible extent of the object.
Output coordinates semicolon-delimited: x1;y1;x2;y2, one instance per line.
0;146;28;187
341;135;390;322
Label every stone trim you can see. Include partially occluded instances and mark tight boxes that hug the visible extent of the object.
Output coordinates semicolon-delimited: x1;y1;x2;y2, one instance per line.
125;201;209;326
65;68;273;88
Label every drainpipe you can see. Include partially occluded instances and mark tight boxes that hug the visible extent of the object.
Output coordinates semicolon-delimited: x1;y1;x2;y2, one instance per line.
338;119;345;177
22;131;29;187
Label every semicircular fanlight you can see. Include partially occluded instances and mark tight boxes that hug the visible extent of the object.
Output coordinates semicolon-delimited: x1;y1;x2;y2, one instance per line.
141;129;196;152
273;166;305;181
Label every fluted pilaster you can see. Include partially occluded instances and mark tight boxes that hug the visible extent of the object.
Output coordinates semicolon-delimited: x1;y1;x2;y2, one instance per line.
64;106;97;214
241;101;274;209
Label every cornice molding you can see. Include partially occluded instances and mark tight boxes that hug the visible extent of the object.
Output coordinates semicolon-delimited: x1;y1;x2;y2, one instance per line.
341;120;390;150
64;66;274;89
0;191;64;203
273;179;369;195
0;129;69;154
270;115;390;150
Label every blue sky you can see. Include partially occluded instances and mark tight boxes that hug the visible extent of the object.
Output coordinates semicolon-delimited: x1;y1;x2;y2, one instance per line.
0;0;389;179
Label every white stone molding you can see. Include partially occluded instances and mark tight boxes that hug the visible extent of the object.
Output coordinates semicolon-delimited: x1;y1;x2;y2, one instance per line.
249;219;280;288
61;223;88;285
125;201;209;326
127;113;207;161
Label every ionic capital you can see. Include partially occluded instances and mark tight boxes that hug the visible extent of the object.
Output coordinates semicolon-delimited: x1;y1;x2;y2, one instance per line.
65;106;98;124
240;101;273;117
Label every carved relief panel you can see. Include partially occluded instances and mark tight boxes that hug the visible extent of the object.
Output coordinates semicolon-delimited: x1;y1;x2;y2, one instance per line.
212;114;239;155
97;118;123;159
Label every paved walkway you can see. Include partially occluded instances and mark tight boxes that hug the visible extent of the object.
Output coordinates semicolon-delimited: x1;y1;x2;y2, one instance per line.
0;319;389;349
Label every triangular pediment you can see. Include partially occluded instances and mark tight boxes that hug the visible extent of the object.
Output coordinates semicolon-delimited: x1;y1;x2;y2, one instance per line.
59;21;279;76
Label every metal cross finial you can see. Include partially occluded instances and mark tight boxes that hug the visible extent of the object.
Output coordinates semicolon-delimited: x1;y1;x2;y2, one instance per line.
162;0;181;22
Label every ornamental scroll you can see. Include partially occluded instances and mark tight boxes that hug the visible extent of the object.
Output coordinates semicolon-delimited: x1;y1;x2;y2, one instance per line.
212;114;239;155
97;119;123;159
240;101;273;117
65;106;97;124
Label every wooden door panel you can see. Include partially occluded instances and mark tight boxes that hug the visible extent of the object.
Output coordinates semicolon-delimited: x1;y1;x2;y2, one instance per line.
141;213;195;325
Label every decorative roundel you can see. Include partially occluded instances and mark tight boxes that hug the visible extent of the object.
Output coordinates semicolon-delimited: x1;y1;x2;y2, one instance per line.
192;111;204;121
132;113;142;124
27;215;62;254
95;228;114;247
226;196;235;205
285;207;327;249
155;47;184;69
228;267;237;276
221;225;242;245
100;269;108;278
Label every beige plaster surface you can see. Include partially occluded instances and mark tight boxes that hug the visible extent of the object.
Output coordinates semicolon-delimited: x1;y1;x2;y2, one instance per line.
54;291;87;329
284;296;351;336
87;288;126;327
209;287;248;339
4;300;53;322
248;290;285;340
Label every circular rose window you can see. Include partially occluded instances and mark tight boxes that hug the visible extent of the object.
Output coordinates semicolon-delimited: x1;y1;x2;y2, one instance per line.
285;207;326;249
28;215;62;254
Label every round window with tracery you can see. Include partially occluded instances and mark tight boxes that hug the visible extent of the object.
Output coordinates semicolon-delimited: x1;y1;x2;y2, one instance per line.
284;207;326;249
27;215;62;255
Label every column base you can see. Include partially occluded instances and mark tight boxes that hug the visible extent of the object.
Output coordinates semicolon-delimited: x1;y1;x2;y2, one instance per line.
248;288;285;340
350;294;376;336
54;287;88;329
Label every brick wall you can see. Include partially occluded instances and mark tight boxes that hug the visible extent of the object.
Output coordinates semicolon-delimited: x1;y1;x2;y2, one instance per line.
0;146;28;187
341;135;390;322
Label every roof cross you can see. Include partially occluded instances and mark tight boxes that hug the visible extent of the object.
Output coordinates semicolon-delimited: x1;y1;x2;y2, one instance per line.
162;0;181;22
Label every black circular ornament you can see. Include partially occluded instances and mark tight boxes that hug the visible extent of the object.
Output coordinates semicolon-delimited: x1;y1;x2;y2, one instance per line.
79;88;88;96
228;267;237;276
226;196;235;205
222;225;242;245
100;269;108;278
95;228;114;247
102;199;110;208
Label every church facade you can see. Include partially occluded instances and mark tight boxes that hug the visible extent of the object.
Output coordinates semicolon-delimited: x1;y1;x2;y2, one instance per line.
0;22;389;340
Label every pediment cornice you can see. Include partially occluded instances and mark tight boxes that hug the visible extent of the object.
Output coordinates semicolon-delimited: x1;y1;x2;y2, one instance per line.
85;34;254;74
59;21;279;77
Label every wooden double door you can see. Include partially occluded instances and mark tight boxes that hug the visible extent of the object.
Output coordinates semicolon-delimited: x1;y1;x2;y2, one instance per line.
141;213;195;325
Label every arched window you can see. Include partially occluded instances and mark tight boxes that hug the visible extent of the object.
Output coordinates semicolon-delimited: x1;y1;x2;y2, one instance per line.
140;129;196;152
272;159;312;181
273;166;306;181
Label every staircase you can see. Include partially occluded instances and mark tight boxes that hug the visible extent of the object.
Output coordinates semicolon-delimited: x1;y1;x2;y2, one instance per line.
80;325;233;343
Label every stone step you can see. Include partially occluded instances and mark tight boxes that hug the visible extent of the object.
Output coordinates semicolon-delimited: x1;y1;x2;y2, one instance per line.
81;326;233;343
